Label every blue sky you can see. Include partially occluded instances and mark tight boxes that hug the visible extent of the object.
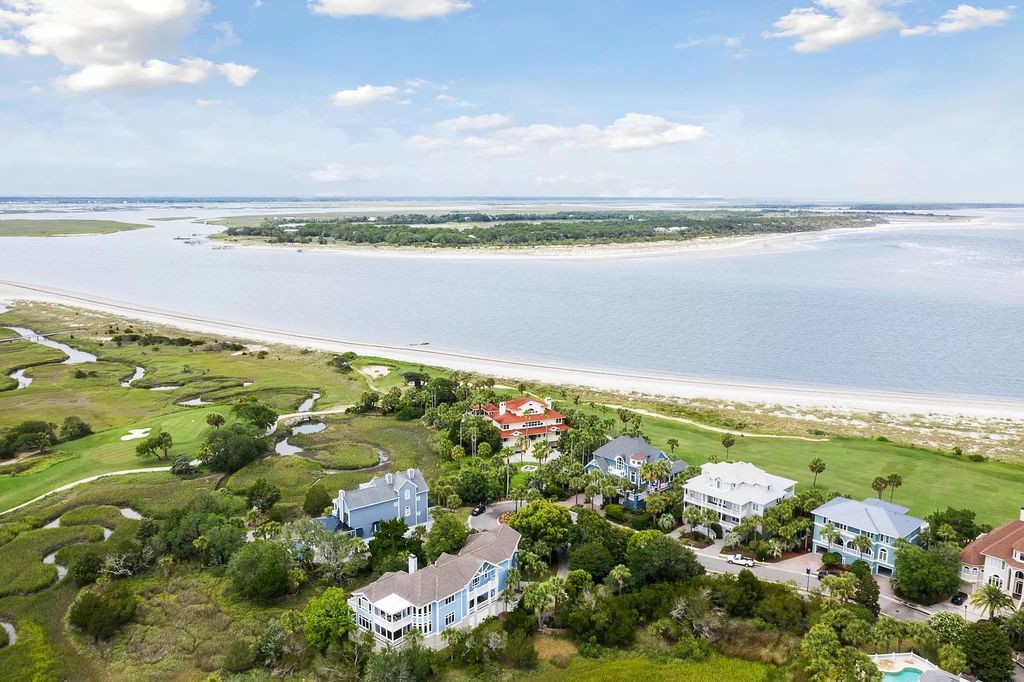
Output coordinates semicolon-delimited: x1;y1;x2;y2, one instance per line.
0;0;1020;200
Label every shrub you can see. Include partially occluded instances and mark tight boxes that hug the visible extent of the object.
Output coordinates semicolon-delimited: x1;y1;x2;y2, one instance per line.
69;583;137;640
849;560;872;578
170;454;196;477
928;612;968;647
632;512;653;530
550;653;571;669
59;416;92;441
69;551;104;586
673;636;713;661
303;483;332;517
968;453;987;462
253;619;286;668
709;522;723;540
569;541;614;582
603;504;628;524
963;620;1013;682
226;540;291;603
223;638;254;672
821;552;841;567
504;630;537;668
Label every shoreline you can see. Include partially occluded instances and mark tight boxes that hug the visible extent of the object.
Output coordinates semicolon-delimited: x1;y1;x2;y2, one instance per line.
207;214;979;262
2;280;1022;420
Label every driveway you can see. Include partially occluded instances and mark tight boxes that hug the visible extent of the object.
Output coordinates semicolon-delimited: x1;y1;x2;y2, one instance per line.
469;500;516;532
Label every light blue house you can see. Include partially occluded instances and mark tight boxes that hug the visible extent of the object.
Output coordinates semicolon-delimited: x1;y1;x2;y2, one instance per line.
584;435;687;510
811;497;927;576
348;524;521;648
317;468;429;540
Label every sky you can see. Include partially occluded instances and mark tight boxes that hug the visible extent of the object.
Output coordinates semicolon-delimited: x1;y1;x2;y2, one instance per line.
0;0;1020;201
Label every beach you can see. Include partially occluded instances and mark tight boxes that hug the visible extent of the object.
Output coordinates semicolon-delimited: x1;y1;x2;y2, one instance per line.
3;279;1022;420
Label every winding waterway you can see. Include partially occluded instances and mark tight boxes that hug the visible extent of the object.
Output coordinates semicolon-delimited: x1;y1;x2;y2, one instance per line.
0;199;1022;400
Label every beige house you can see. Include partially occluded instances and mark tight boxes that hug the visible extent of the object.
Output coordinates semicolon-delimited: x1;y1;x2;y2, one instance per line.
959;506;1024;605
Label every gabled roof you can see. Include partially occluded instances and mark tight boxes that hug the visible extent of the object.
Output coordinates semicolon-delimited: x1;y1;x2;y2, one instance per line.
342;468;428;509
592;436;672;466
683;461;796;505
813;497;925;538
961;519;1024;569
354;524;521;607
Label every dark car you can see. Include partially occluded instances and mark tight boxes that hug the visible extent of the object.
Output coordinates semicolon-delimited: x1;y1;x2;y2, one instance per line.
470;504;486;517
951;591;968;605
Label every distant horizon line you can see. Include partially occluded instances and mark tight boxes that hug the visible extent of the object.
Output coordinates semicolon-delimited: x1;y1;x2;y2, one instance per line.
1;195;1022;208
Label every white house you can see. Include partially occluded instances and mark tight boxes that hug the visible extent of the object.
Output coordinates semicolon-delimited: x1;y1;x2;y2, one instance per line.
683;461;797;531
960;506;1024;606
348;524;521;649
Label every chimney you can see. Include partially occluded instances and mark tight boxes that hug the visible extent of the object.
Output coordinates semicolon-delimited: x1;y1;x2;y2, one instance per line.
408;554;418;574
1019;506;1024;522
499;401;507;416
544;397;553;409
385;473;393;485
407;468;415;479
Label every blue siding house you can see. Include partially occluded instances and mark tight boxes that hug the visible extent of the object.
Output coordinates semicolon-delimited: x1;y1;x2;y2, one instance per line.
811;497;927;576
317;468;429;540
584;435;687;510
349;524;521;648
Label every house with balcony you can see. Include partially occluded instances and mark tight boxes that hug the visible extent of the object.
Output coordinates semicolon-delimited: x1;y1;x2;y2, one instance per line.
959;507;1024;607
348;524;521;649
471;397;569;449
683;461;796;531
811;497;926;576
316;468;429;540
584;435;687;510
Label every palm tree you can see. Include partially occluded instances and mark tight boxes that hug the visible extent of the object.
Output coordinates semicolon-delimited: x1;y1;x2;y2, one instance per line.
851;534;874;559
720;434;736;461
156;431;174;460
533;441;551;471
886;473;903;502
514;435;528;466
871;476;888;500
206;413;225;429
658;512;676;532
820;522;840;552
666;438;679;454
608;564;630;595
971;582;1014;619
645;493;668;520
808;458;826;488
766;538;785;559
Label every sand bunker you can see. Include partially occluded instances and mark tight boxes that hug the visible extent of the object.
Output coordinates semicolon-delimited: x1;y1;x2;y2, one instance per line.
362;365;393;379
120;428;152;441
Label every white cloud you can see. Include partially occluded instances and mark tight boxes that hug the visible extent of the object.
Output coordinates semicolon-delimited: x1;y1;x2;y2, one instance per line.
308;163;380;183
57;59;256;93
764;0;904;52
0;0;257;92
213;21;240;49
196;99;222;107
437;113;512;132
309;0;472;20
598;113;707;150
330;84;399;107
0;38;21;55
437;93;471;107
901;4;1013;36
676;35;752;59
414;113;705;157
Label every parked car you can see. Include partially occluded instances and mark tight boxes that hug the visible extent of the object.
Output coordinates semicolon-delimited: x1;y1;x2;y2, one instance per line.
817;567;842;579
726;553;755;567
951;591;968;605
470;504;486;517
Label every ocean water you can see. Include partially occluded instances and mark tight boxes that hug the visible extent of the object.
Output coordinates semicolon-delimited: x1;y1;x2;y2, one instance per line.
0;200;1022;400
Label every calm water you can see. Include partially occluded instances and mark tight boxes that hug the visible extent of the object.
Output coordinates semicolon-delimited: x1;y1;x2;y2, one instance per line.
1;200;1022;400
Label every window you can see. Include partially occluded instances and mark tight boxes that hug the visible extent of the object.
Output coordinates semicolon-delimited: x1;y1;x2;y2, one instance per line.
445;612;457;626
405;489;410;500
990;575;1004;589
878;548;888;563
443;594;457;605
405;506;411;517
359;616;370;630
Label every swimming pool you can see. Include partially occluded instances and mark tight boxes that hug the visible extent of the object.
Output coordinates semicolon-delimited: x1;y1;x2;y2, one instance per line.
882;669;923;682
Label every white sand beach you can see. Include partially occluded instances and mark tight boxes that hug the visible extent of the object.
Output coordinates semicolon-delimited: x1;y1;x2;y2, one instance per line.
2;279;1022;420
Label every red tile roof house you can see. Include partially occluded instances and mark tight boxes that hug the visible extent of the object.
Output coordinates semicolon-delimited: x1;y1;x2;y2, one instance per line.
960;506;1024;606
471;397;569;449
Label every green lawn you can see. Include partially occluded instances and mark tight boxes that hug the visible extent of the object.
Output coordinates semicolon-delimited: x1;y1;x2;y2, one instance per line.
521;654;778;682
574;402;1024;525
0;220;150;237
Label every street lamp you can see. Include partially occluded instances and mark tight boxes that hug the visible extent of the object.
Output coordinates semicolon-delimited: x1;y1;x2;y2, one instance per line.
805;567;812;592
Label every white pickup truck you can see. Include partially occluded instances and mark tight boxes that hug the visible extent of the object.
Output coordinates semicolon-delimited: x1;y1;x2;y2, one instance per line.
726;553;755;567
